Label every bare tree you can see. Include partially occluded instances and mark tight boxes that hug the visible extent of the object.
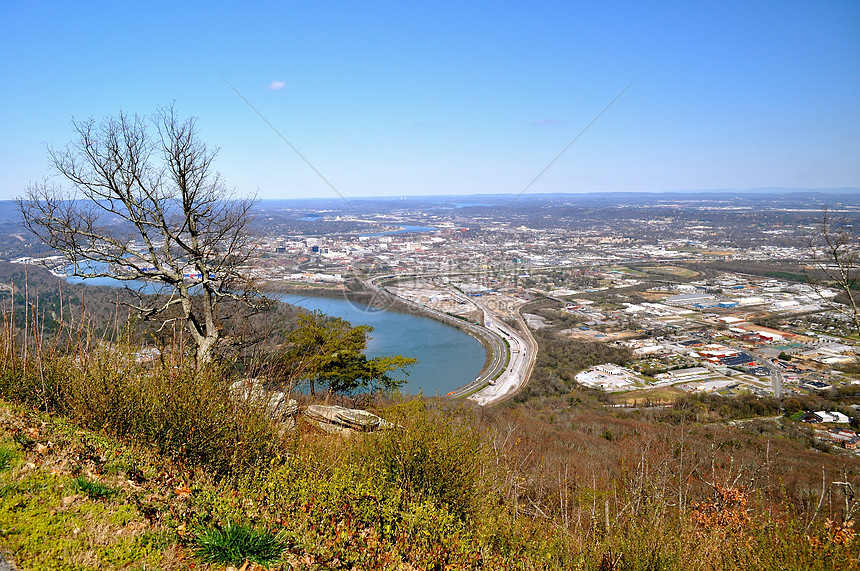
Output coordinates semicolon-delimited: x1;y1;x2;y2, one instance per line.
20;105;261;367
806;207;860;337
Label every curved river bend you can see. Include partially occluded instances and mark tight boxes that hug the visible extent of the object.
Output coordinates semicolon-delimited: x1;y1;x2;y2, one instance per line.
65;272;485;396
275;294;485;396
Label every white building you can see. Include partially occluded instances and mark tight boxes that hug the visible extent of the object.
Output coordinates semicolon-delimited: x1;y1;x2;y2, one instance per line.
807;411;850;424
575;364;642;391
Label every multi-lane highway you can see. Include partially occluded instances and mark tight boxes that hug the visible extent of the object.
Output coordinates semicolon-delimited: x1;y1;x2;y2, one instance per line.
466;300;537;405
363;275;535;404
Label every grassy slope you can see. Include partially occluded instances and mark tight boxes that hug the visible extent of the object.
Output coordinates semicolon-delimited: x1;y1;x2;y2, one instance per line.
0;306;856;570
0;404;183;569
2;395;860;570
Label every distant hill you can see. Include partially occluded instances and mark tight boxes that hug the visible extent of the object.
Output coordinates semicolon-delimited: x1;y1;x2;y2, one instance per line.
253;188;860;213
4;188;859;220
0;201;19;223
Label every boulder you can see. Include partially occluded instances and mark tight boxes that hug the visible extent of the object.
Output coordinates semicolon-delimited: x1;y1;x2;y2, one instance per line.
230;378;297;421
0;553;20;571
304;404;393;433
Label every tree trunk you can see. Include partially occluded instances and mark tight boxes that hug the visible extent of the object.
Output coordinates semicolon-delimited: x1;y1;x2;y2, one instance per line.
195;330;218;368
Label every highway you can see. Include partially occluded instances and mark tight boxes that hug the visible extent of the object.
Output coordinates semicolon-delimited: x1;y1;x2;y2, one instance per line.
466;299;537;405
362;274;535;403
363;276;510;397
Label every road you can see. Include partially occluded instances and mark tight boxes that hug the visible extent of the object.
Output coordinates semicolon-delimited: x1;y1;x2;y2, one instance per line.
363;274;536;404
721;343;785;398
363;276;510;397
465;298;537;405
756;354;785;398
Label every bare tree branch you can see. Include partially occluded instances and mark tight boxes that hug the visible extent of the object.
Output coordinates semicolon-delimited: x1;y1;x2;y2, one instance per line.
19;104;263;367
806;207;860;338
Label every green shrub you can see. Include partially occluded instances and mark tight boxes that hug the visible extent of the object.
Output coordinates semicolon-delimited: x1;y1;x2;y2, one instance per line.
0;442;16;472
244;403;507;568
74;475;118;499
366;400;487;524
193;520;288;568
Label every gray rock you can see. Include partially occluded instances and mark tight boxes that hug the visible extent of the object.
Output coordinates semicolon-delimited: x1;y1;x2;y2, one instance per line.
0;553;20;571
304;404;393;433
230;378;297;421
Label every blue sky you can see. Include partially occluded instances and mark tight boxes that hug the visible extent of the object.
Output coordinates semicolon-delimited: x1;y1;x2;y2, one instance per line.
1;1;858;200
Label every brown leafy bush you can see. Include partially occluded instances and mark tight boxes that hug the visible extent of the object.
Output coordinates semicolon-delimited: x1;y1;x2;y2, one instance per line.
0;337;280;476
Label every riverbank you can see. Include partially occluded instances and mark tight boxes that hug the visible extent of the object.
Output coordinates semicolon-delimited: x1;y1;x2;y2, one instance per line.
265;278;495;378
264;279;414;313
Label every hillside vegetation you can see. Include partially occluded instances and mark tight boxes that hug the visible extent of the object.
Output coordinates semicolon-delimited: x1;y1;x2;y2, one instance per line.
0;289;858;568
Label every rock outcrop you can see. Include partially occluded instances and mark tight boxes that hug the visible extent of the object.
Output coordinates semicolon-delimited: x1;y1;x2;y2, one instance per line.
230;379;298;421
304;404;393;434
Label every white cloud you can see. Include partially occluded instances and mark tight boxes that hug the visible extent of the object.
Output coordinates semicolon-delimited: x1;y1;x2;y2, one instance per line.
269;80;287;91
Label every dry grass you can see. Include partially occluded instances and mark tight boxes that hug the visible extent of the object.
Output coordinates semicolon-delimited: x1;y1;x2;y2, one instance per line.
611;385;687;404
639;266;701;278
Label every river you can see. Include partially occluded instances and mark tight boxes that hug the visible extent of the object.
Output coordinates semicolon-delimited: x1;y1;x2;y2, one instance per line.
358;225;437;237
65;272;485;396
274;293;485;395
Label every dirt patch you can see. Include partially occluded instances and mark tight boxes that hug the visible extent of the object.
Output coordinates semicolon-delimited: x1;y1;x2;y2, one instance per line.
639;266;700;278
563;329;640;342
638;291;672;301
612;385;686;405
